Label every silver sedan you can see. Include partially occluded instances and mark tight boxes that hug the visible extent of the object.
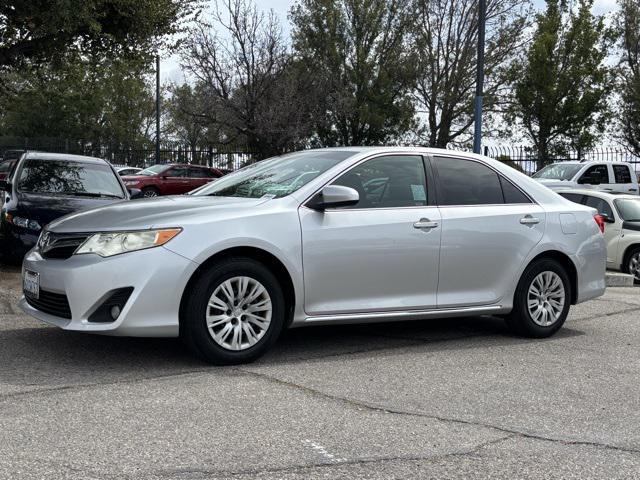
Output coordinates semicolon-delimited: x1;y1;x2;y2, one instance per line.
20;148;606;364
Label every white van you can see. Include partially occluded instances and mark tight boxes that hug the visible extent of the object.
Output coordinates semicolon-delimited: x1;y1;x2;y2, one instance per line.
533;161;639;195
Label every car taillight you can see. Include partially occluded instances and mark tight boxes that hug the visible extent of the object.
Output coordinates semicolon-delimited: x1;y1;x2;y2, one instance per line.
594;214;605;233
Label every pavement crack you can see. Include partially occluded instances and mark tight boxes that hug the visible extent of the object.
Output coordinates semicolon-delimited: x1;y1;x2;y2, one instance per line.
237;368;640;457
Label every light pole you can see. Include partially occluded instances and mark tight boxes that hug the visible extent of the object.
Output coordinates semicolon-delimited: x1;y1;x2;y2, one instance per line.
155;54;161;164
473;0;486;154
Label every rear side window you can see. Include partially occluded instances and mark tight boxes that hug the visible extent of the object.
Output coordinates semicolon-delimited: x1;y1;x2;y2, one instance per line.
435;157;531;205
499;177;531;204
613;165;633;184
559;193;584;204
583;195;614;219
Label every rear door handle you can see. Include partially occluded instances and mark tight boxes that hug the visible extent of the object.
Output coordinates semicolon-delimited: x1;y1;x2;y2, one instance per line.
520;215;540;225
414;218;439;230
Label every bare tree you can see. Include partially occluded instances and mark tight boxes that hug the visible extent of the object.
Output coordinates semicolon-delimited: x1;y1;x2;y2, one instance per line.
412;0;529;148
181;0;316;158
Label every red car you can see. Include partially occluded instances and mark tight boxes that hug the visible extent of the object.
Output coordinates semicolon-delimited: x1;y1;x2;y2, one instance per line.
122;164;224;197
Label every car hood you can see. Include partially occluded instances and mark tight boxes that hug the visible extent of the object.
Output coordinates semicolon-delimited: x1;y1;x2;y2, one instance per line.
17;193;124;228
47;195;271;233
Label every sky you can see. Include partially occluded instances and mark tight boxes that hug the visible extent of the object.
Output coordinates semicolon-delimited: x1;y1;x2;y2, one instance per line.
160;0;623;84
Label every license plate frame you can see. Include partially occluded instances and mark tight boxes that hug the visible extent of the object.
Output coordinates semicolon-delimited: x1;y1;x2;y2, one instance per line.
23;270;40;299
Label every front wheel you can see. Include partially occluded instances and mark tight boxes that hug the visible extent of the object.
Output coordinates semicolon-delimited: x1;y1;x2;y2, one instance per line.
506;259;571;338
142;186;159;198
181;257;286;365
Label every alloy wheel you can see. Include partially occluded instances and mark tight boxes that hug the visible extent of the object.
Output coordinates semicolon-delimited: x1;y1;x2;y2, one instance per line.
629;253;640;281
206;276;272;351
527;271;565;327
143;190;158;198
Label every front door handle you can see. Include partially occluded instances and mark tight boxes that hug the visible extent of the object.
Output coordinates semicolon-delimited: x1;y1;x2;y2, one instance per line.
520;215;540;225
414;218;439;230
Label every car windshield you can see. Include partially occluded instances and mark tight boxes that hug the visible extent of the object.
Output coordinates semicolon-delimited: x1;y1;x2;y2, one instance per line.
533;163;583;180
194;150;355;198
139;165;169;176
0;160;14;174
18;159;124;198
615;198;640;221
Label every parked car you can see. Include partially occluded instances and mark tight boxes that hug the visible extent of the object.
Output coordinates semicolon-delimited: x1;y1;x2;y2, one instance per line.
122;164;223;197
557;188;640;282
0;152;134;260
533;161;639;194
20;147;605;364
115;166;143;176
0;159;17;182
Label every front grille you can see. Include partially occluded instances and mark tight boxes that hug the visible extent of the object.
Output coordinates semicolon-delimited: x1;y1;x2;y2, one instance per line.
25;289;72;319
39;232;89;259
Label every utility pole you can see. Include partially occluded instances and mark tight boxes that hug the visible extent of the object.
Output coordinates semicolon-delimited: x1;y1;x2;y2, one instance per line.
155;54;161;164
473;0;486;154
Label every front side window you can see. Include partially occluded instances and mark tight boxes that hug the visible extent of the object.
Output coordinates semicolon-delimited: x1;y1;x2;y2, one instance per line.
435;157;504;205
139;165;169;176
580;165;609;183
166;167;189;177
583;195;614;219
195;150;355;199
331;155;427;209
18;159;124;198
613;165;633;184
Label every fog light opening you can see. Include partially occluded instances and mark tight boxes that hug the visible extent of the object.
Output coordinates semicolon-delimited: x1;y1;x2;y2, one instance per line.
110;305;121;320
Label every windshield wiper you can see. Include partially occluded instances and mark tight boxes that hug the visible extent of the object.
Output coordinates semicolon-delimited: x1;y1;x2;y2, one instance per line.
66;192;123;199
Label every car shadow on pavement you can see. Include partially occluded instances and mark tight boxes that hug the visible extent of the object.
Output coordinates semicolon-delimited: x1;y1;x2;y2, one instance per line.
0;315;584;390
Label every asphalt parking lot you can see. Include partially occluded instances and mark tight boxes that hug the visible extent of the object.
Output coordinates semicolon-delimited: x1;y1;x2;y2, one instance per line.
1;263;640;479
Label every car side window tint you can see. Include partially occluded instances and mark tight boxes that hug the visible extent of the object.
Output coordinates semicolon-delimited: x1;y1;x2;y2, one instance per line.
613;165;632;184
499;176;531;204
559;193;584;204
435;157;503;205
188;168;209;178
167;167;189;177
581;164;609;183
331;155;427;209
583;195;614;219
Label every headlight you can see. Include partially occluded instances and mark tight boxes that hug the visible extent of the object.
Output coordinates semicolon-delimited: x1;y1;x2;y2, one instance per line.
7;215;41;231
75;228;182;257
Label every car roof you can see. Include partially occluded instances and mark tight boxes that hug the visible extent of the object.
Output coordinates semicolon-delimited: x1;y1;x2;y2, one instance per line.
555;188;640;200
23;151;109;165
545;160;632;165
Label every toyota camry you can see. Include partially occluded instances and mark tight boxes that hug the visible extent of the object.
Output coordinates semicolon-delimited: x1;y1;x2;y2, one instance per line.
20;148;606;364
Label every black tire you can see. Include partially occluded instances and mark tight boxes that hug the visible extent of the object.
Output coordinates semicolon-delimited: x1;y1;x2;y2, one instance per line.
142;186;159;198
181;257;286;365
505;258;571;338
622;247;640;284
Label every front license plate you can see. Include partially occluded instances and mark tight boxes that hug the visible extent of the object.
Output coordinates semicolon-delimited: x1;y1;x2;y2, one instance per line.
23;270;40;299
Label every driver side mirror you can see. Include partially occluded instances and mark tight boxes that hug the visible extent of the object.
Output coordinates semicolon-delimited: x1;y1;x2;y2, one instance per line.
127;188;143;199
308;185;360;210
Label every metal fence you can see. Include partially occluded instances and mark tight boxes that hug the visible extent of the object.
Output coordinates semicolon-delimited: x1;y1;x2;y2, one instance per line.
0;137;257;172
483;146;640;175
3;137;640;176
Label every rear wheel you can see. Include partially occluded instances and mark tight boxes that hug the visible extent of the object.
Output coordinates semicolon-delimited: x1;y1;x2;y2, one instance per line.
142;186;159;198
181;257;285;365
624;247;640;283
506;258;571;338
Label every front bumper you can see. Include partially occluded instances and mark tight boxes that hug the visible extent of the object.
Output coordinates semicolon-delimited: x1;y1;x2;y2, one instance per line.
19;246;199;337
